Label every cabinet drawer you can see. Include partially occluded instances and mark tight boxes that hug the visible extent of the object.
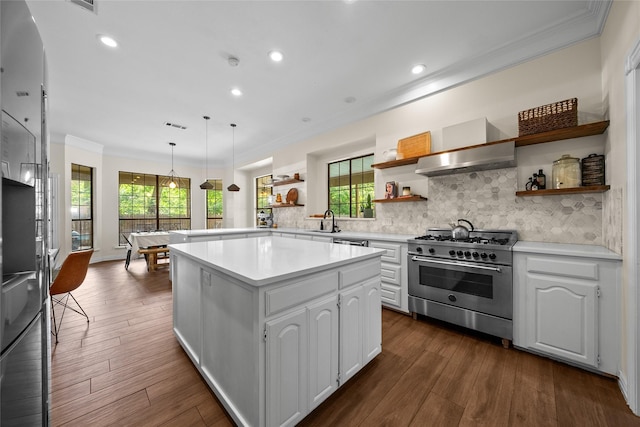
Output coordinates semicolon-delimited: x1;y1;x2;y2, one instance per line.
527;256;598;280
265;271;338;317
380;263;401;286
380;283;401;307
340;259;380;289
370;242;402;264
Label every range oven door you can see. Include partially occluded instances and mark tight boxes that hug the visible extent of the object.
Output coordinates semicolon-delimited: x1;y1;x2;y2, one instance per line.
408;255;512;319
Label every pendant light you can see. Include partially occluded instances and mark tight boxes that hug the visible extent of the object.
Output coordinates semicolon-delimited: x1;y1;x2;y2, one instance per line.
165;142;179;189
227;123;240;192
199;115;213;190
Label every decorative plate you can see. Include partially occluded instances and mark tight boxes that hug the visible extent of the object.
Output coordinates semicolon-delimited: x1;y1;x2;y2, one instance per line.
286;188;298;204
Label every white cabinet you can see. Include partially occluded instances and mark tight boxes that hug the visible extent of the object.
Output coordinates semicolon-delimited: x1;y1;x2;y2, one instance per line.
307;296;339;411
339;285;364;382
369;240;408;313
513;243;621;375
173;248;382;427
266;308;308;427
265;294;339;427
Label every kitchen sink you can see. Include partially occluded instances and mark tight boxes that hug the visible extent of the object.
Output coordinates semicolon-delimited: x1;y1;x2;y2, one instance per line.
309;229;338;234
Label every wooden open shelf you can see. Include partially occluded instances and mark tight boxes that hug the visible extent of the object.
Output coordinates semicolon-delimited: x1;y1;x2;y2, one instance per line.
270;203;305;208
516;185;610;197
372;157;422;169
512;121;609;147
271;178;304;186
373;195;427;203
372;121;610;170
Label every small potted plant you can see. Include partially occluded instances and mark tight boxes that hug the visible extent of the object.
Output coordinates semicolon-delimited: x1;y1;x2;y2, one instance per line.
363;194;374;218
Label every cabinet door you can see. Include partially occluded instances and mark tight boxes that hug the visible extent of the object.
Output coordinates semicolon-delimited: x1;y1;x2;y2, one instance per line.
339;285;364;384
266;309;308;427
525;274;598;367
307;296;339;411
363;278;382;363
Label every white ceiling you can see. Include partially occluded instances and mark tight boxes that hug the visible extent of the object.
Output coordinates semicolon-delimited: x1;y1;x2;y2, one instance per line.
25;0;610;169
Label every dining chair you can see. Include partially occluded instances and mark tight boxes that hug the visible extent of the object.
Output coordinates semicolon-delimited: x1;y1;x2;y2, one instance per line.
49;249;94;343
122;233;133;270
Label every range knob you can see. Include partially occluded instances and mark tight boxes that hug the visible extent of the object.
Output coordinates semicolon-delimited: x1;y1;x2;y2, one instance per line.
415;247;423;253
472;252;479;258
480;252;488;259
489;253;497;260
456;250;463;257
428;248;435;254
464;251;471;257
449;250;456;256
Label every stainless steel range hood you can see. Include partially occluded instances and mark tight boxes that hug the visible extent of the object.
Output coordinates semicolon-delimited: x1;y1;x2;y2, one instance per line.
415;141;516;177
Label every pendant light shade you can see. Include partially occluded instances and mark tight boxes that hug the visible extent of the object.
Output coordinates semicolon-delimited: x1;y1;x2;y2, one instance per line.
199;115;213;190
164;142;179;189
227;123;240;192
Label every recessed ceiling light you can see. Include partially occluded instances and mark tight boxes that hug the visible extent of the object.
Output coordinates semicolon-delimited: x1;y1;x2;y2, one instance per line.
269;50;284;62
412;64;426;74
231;88;243;97
344;96;356;104
98;35;118;48
302;117;311;122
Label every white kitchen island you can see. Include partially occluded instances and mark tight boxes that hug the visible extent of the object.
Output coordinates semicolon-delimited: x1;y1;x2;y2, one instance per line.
169;236;384;427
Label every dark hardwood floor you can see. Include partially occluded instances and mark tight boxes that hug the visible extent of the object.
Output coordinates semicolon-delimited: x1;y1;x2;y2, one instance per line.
50;259;639;426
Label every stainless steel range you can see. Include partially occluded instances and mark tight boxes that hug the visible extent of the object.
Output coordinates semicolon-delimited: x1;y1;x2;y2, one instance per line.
408;228;517;347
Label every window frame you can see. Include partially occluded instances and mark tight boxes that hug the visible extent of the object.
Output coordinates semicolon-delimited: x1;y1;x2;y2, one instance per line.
71;163;93;251
327;154;375;218
256;174;273;226
118;171;191;245
205;179;224;229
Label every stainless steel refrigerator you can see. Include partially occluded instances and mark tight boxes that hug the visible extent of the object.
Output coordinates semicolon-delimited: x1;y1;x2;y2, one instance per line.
1;0;50;425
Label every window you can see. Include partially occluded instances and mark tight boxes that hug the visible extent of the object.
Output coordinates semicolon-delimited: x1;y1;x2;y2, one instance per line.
256;174;273;225
71;163;93;250
328;154;374;218
205;179;223;229
118;171;190;245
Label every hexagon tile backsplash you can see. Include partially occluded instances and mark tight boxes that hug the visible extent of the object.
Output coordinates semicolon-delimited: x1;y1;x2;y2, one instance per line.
275;167;605;245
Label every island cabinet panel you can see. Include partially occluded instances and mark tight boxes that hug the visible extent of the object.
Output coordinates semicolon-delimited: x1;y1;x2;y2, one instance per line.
201;269;259;426
171;256;202;364
513;244;621;375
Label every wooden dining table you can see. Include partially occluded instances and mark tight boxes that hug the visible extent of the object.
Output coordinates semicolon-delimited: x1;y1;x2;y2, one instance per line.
128;232;171;270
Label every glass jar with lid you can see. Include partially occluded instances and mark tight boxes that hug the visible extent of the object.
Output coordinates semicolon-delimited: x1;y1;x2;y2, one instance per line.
552;154;581;189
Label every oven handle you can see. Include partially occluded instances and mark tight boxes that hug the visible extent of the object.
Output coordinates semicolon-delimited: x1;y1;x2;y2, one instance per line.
410;256;502;273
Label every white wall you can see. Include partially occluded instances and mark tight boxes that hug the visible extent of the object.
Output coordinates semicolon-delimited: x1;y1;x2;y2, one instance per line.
264;37;608;242
599;0;640;413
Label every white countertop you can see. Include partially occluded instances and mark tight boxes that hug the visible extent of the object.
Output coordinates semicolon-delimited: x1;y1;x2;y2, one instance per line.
170;227;415;243
169;236;385;287
513;240;622;261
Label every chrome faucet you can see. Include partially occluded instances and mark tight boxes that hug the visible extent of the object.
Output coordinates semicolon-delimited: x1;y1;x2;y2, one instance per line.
323;209;338;233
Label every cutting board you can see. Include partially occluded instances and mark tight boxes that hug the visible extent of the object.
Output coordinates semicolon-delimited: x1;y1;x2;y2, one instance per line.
396;131;431;159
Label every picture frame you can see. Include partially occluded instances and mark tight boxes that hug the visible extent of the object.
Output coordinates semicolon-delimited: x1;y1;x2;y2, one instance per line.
385;181;397;199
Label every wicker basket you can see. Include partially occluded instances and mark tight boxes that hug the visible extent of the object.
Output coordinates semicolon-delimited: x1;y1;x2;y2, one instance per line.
518;98;578;136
